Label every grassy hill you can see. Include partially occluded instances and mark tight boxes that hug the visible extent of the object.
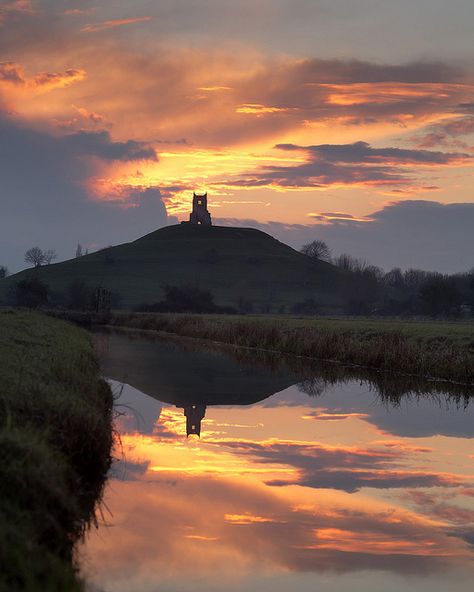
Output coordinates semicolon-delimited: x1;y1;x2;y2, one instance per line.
0;224;354;312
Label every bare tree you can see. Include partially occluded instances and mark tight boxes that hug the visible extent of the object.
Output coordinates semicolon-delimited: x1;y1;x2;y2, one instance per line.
334;253;369;273
76;243;83;258
43;249;57;265
0;265;8;279
24;247;45;268
300;240;331;262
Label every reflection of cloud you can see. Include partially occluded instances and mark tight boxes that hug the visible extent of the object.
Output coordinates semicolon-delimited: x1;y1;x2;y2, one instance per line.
302;411;370;421
111;459;150;481
217;439;462;493
83;474;468;587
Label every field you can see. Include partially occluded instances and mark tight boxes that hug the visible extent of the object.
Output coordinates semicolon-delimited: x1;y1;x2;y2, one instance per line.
104;313;474;385
0;311;113;591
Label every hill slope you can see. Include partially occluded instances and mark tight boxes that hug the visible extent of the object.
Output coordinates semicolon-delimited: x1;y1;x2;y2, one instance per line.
0;224;353;311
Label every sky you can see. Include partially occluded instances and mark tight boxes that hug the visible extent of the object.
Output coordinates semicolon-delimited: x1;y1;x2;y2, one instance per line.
1;0;474;272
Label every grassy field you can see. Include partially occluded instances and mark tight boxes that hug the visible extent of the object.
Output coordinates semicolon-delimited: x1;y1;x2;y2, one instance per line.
0;311;113;591
0;224;354;311
105;313;474;385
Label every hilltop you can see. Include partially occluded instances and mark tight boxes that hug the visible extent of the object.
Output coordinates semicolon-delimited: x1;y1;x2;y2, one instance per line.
0;224;354;312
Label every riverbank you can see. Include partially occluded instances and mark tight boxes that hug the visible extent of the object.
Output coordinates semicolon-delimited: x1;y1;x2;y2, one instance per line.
0;311;113;591
100;313;474;385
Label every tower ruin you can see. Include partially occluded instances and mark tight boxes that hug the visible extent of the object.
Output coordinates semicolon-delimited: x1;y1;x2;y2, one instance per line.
189;192;212;226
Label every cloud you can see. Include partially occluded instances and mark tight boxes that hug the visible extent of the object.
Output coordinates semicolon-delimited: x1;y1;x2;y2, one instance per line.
220;142;471;189
414;116;474;148
1;8;474;277
0;114;171;271
0;0;33;24
81;16;153;34
216;199;474;273
0;62;86;112
0;61;86;91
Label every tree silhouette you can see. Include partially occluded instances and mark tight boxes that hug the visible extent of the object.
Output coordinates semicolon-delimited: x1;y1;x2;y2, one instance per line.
300;240;331;262
24;247;45;268
43;249;57;265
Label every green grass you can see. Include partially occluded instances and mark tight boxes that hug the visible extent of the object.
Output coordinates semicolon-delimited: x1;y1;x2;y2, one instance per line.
0;224;353;311
105;312;474;385
0;310;113;591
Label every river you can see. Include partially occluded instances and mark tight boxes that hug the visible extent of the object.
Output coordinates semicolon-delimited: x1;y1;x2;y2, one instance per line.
79;328;474;592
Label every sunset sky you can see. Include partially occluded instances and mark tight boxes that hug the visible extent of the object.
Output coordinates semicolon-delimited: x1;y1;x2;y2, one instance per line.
1;0;474;271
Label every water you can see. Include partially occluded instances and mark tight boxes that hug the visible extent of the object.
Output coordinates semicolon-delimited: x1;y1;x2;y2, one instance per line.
80;329;474;592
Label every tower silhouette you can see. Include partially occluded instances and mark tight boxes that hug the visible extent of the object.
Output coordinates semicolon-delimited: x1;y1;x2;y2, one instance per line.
189;192;212;225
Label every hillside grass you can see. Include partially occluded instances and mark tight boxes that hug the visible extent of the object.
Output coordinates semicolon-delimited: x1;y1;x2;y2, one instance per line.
0;224;352;310
0;311;113;591
105;313;474;385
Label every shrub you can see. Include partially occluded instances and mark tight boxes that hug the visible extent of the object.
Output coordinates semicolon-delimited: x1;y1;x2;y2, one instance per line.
13;277;49;308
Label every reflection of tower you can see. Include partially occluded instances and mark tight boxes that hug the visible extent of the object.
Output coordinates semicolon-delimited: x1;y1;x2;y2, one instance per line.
183;404;207;437
189;192;212;226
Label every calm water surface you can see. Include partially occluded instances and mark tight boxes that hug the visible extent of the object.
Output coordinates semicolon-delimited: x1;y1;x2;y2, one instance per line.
80;329;474;592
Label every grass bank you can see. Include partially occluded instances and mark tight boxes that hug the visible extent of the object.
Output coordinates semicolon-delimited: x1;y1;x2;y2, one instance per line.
104;313;474;385
0;310;113;591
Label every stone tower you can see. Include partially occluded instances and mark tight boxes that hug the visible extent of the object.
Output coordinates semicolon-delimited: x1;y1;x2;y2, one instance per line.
189;192;212;225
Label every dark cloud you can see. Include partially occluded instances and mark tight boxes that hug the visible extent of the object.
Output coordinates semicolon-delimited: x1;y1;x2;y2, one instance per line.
296;59;464;84
223;142;470;189
59;130;156;160
0;115;172;271
216;200;474;273
414;116;474;148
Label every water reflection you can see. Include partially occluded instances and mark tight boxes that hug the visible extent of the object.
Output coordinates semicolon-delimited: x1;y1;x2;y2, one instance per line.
93;328;297;437
93;328;473;438
81;329;474;592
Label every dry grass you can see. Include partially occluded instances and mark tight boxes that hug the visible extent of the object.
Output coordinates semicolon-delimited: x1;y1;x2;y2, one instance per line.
105;313;474;385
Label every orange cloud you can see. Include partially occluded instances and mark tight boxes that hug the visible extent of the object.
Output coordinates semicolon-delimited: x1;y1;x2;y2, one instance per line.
224;513;281;524
3;27;474;220
81;16;153;33
236;103;297;115
0;62;86;94
321;82;471;106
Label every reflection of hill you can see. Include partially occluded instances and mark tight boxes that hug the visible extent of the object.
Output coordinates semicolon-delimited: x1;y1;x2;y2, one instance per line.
95;328;474;438
94;327;473;423
93;329;296;408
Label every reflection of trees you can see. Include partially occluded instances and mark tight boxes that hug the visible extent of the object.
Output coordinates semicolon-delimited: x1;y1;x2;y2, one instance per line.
100;326;473;408
297;378;326;397
230;340;473;405
296;361;473;407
